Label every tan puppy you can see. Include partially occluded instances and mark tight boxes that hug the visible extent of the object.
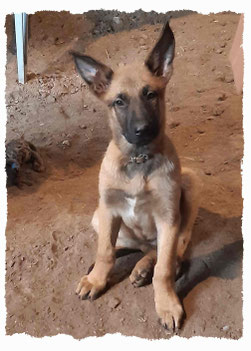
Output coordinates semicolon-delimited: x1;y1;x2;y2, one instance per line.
72;21;201;333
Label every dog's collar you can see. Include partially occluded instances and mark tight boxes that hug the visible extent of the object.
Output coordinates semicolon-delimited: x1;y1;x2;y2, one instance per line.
129;153;150;164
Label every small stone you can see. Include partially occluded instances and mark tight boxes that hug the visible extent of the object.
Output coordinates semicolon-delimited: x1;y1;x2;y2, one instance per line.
222;325;230;331
217;93;227;101
170;106;180;112
108;297;121;309
215;48;223;54
62;140;71;147
197;129;205;134
113;16;121;25
225;76;234;83
79;124;87;129
70;87;79;94
169;121;180;129
55;37;65;45
216;72;225;81
46;95;55;103
213;105;225;116
139;38;145;45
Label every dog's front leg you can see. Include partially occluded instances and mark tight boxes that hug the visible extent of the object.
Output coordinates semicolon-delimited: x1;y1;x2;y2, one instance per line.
153;218;184;332
76;202;121;300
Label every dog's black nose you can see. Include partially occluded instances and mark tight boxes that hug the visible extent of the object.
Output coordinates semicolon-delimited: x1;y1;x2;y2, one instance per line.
135;124;150;136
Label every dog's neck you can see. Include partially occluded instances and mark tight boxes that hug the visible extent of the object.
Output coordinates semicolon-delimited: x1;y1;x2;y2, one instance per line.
112;127;165;164
109;128;179;180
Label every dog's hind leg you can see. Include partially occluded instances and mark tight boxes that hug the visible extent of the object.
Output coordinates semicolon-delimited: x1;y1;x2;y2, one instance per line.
176;168;202;274
129;248;157;287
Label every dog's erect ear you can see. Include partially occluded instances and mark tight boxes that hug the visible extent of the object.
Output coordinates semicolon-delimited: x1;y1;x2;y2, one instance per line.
145;20;175;79
70;51;113;97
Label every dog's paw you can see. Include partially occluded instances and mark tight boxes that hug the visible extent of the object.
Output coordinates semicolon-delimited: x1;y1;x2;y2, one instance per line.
156;298;184;333
76;274;106;301
129;257;154;287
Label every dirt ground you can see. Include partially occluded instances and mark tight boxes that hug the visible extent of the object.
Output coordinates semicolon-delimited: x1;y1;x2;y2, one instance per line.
5;11;243;339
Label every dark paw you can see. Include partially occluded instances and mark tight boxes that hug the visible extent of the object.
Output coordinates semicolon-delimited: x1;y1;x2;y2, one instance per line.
130;267;153;287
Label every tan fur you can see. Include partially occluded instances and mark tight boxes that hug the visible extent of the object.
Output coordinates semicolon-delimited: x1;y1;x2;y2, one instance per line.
74;26;202;332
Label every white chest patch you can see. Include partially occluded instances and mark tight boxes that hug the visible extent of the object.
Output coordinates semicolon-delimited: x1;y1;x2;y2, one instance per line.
121;195;157;242
125;197;137;218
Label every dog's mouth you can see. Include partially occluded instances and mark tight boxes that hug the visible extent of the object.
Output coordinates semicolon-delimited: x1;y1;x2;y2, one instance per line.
124;125;160;146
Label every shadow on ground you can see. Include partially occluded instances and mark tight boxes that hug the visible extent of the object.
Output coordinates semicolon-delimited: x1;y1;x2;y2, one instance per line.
176;239;242;300
94;208;243;299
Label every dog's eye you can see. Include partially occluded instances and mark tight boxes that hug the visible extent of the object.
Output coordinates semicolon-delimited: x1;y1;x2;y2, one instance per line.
146;91;157;100
114;98;125;107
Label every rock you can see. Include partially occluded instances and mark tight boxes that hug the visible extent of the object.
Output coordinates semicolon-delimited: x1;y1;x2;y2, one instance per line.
217;93;227;101
70;87;79;94
215;72;225;81
215;48;223;54
222;325;230;331
113;16;121;25
225;76;234;83
55;37;65;45
79;125;87;129
170;106;180;112
169;121;180;129
46;95;56;103
108;297;121;309
10;261;16;268
139;38;145;45
141;33;148;39
62;140;71;147
197;129;205;134
213;105;225;116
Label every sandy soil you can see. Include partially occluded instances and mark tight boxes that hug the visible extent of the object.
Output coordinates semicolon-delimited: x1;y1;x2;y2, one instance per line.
5;10;243;339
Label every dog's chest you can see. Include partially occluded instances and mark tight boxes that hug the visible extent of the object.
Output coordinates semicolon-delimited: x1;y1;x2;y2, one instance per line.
106;188;156;240
123;193;156;239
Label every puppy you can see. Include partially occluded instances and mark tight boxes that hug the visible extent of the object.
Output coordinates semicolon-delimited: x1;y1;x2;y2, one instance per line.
72;21;201;332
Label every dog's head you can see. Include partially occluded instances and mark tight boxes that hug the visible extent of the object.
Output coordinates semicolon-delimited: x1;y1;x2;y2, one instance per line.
72;21;175;148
